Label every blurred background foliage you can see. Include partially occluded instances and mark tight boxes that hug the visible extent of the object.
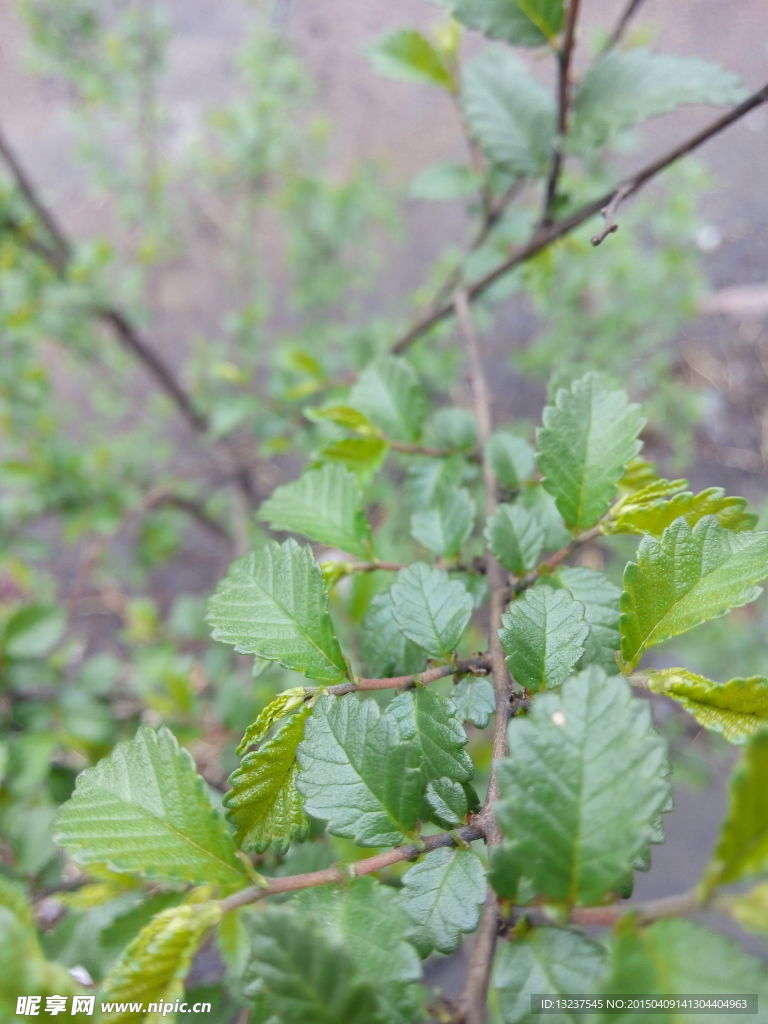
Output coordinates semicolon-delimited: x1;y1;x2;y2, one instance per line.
1;0;767;1006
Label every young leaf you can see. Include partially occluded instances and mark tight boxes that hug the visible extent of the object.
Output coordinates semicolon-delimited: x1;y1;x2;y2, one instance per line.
452;0;563;47
317;437;390;480
620;516;768;671
411;486;475;557
600;918;768;1017
495;673;670;904
348;356;426;442
54;726;246;888
308;404;382;436
243;906;383;1024
724;882;768;934
537;373;645;531
225;705;312;853
399;847;487;957
259;464;373;557
207;539;348;682
499;587;588;691
645;668;768;744
387;688;473;786
494;928;606;1024
236;687;310;754
703;730;768;894
554;566;621;673
390;564;474;659
360;591;427;678
485;502;545;574
298;878;425;1024
296;694;422;846
605;485;757;537
451;676;496;727
571;49;745;149
486;432;535;490
462;50;555;177
99;903;223;1023
368;29;453;90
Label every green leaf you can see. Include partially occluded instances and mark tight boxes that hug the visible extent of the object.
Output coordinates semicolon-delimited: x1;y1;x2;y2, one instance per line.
495;673;670;904
387;688;473;787
620;516;768;671
3;603;66;659
410;162;482;201
499;587;588;691
600;919;768;1020
259;464;372;557
485;502;545;574
100;903;223;1024
424;778;468;826
724;882;768;934
359;591;427;678
645;668;768;744
494;928;606;1024
518;484;571;550
54;726;246;888
308;404;382;436
348;356;426;442
298;878;425;1024
317;438;390;480
452;0;563;47
554;567;621;673
451;676;496;727
207;539;348;682
411;486;475;557
426;408;477;452
606;485;757;537
703;730;768;893
400;847;487;957
368;29;453;89
296;694;422;846
405;453;468;510
390;564;474;659
571;49;745;149
537;373;645;531
462;50;555;177
225;704;312;853
243;906;383;1024
236;687;310;754
486;432;535;490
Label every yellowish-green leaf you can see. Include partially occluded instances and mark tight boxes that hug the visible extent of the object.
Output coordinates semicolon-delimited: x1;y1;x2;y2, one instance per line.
605;485;757;537
225;704;312;853
100;902;223;1023
236;687;312;755
368;29;454;90
645;668;768;744
620;516;768;671
307;404;382;436
723;882;768;934
703;730;768;894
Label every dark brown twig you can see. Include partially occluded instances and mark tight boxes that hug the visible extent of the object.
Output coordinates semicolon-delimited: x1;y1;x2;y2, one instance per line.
590;183;631;246
605;0;648;51
542;0;582;225
391;81;768;355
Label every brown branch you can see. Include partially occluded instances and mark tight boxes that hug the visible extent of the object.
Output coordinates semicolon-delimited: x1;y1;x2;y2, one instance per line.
511;524;602;595
391;81;768;355
506;887;702;931
328;654;492;697
454;289;514;1024
605;0;648;51
219;823;486;914
542;0;582;225
590;183;631;246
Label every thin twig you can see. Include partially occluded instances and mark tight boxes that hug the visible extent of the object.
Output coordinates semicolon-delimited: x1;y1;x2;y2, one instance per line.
391;81;768;355
219;824;486;914
605;0;648;51
327;654;492;697
590;183;631;246
454;289;513;1024
542;0;582;225
511;525;602;594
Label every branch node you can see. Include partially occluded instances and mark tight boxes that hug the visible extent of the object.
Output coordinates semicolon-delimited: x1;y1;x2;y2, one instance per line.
591;184;632;246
